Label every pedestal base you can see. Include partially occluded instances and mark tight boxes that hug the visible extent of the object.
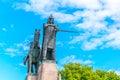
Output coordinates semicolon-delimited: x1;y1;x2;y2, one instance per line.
26;74;37;80
37;60;58;80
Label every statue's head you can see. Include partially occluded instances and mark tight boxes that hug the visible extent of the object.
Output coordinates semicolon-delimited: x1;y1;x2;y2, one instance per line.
35;29;40;32
34;29;40;42
30;42;34;49
47;14;54;24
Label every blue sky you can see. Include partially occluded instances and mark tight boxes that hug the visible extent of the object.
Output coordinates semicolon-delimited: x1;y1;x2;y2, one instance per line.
0;0;120;80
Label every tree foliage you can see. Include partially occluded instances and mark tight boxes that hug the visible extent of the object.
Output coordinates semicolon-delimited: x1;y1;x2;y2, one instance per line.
59;63;120;80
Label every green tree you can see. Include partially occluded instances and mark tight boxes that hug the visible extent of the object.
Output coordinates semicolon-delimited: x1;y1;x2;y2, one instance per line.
59;63;82;80
59;62;120;80
95;70;108;79
106;71;120;80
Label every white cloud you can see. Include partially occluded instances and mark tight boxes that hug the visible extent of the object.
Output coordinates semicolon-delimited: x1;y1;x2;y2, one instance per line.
5;48;19;53
69;33;90;44
103;31;120;49
58;55;93;70
15;37;32;51
59;0;102;10
4;36;31;57
82;38;103;50
3;33;39;57
5;48;22;57
19;63;26;67
56;41;63;47
60;55;93;65
2;27;7;32
16;41;29;51
108;69;120;75
15;0;59;13
15;0;120;50
1;24;14;32
5;52;16;57
115;70;120;75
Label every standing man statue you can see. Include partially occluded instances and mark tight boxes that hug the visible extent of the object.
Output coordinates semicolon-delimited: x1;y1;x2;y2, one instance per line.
41;14;59;61
24;29;41;74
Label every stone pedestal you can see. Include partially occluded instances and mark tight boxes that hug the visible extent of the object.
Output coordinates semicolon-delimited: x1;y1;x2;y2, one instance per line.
37;60;58;80
26;74;37;80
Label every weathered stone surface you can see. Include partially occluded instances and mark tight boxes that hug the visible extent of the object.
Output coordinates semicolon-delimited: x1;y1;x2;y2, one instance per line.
26;75;37;80
37;61;58;80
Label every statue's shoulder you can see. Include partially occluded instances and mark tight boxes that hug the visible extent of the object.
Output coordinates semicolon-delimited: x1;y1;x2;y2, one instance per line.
43;23;48;30
43;23;56;28
43;23;48;27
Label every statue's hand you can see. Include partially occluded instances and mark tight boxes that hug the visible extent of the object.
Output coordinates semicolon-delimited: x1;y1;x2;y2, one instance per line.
23;56;27;65
24;61;26;65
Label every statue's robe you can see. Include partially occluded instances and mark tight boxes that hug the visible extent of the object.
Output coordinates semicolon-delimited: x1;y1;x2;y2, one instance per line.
42;24;58;60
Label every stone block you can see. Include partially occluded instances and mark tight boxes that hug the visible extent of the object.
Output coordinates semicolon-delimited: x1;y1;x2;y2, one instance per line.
37;60;58;80
26;74;37;80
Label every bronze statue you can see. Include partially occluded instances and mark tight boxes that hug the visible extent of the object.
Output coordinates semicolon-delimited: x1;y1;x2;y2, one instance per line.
41;14;59;61
41;14;77;61
24;15;77;75
24;29;41;74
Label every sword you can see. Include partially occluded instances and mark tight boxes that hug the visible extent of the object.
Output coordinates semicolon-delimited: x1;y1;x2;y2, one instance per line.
58;30;78;33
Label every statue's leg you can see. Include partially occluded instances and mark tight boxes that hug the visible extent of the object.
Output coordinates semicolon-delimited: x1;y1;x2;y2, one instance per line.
42;39;48;60
28;60;32;74
29;55;32;74
34;62;38;74
31;62;33;73
28;60;30;73
43;48;47;60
